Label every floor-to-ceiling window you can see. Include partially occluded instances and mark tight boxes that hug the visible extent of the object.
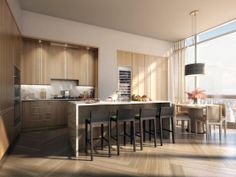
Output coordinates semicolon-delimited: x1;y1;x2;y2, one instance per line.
185;20;236;122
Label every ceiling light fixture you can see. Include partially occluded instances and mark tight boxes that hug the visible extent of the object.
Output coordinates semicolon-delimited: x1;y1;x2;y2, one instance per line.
185;10;205;76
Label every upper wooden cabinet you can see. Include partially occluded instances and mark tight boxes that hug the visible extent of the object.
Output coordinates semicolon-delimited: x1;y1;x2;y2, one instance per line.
43;44;65;82
117;50;168;100
132;53;145;96
0;0;21;111
117;51;132;67
21;39;98;86
21;39;41;84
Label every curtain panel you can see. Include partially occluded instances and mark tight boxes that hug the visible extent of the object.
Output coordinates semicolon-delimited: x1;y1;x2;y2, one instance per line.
169;40;186;103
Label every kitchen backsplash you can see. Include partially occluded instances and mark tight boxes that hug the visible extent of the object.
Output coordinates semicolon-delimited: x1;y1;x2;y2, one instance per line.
21;80;94;99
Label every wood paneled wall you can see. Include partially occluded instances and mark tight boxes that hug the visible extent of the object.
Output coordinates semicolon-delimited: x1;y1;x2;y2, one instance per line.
21;39;98;87
117;50;168;100
0;0;22;160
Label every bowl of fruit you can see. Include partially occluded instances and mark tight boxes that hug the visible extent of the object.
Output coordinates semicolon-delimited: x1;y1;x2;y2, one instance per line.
131;94;151;102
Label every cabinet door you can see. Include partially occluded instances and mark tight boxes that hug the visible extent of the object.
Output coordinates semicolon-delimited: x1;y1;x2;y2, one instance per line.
79;49;89;85
51;101;66;125
156;57;168;100
144;55;156;99
117;51;132;67
21;39;41;84
87;50;95;86
66;48;80;80
132;53;145;96
0;1;14;110
44;45;65;80
22;101;67;130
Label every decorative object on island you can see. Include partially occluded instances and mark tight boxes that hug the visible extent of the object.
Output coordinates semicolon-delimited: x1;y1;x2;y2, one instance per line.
131;94;151;101
186;89;206;104
185;10;205;76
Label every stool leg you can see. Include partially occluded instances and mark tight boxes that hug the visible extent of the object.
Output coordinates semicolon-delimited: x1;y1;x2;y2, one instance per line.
159;118;163;146
143;120;146;142
101;124;104;150
132;121;136;152
153;119;157;147
130;121;133;144
85;120;88;154
124;122;126;146
149;120;152;141
140;119;143;150
116;121;120;155
90;124;93;161
171;117;175;144
108;122;111;157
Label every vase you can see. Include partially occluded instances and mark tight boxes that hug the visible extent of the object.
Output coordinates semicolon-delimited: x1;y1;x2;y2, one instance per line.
193;98;198;104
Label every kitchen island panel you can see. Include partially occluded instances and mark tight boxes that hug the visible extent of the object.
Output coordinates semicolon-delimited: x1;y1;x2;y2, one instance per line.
67;101;171;157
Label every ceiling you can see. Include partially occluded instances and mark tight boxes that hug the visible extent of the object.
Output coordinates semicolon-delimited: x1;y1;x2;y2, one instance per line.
19;0;236;42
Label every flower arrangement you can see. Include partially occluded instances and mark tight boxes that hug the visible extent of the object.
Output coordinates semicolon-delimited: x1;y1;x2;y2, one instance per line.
186;89;206;104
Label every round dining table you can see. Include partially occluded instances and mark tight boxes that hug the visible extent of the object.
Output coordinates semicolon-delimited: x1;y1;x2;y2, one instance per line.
176;103;210;133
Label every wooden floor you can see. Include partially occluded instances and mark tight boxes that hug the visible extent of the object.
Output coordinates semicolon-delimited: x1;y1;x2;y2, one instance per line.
1;127;236;177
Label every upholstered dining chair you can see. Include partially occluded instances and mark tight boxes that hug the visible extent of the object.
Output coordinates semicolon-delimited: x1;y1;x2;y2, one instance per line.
196;105;223;140
175;105;191;133
214;104;227;134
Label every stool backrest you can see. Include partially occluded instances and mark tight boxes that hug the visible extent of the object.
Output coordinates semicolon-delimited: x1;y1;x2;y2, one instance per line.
90;110;110;122
117;109;140;121
159;107;174;118
206;105;221;122
140;108;157;119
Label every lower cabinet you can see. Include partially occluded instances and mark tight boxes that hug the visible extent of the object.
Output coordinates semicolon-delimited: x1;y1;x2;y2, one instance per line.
22;101;67;131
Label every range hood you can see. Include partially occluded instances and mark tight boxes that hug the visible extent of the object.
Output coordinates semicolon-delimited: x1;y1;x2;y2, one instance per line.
51;79;79;86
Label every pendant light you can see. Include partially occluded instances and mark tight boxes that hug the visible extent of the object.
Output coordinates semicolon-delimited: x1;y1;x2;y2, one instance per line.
185;10;205;76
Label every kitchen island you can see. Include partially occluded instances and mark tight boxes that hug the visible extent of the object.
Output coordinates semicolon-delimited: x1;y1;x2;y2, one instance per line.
67;101;171;158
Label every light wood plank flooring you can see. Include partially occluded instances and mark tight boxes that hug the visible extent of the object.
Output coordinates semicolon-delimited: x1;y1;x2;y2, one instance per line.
0;127;236;177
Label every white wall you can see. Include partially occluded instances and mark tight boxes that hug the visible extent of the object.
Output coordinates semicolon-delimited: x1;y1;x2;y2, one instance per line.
9;6;173;99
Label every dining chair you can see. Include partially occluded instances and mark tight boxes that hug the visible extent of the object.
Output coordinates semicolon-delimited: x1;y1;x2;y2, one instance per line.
175;105;191;133
214;103;227;134
196;105;223;140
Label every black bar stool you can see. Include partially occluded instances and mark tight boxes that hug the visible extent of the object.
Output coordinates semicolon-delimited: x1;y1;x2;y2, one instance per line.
157;106;175;146
111;109;139;155
136;108;157;150
85;110;111;161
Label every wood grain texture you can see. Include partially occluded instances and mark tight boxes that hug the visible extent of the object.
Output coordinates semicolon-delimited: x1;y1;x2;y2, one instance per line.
117;51;168;100
1;127;236;177
117;50;133;67
22;39;98;86
22;101;67;131
0;0;22;160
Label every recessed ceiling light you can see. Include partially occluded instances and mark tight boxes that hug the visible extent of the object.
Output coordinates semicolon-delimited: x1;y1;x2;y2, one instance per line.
86;47;90;50
38;40;42;43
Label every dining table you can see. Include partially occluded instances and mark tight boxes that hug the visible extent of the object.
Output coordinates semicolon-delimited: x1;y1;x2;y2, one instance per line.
176;103;213;133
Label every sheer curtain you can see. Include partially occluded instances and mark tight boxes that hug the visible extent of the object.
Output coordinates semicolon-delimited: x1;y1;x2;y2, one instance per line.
169;40;186;103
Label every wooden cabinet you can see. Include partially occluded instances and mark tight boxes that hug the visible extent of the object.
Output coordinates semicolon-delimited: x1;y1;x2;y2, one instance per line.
21;39;40;84
132;53;145;96
21;40;98;86
0;0;18;110
117;51;132;67
66;47;80;80
0;0;22;160
43;44;65;81
117;51;168;100
22;101;67;130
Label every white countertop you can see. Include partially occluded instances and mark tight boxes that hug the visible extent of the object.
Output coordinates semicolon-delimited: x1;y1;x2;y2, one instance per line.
69;100;171;106
22;99;81;102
